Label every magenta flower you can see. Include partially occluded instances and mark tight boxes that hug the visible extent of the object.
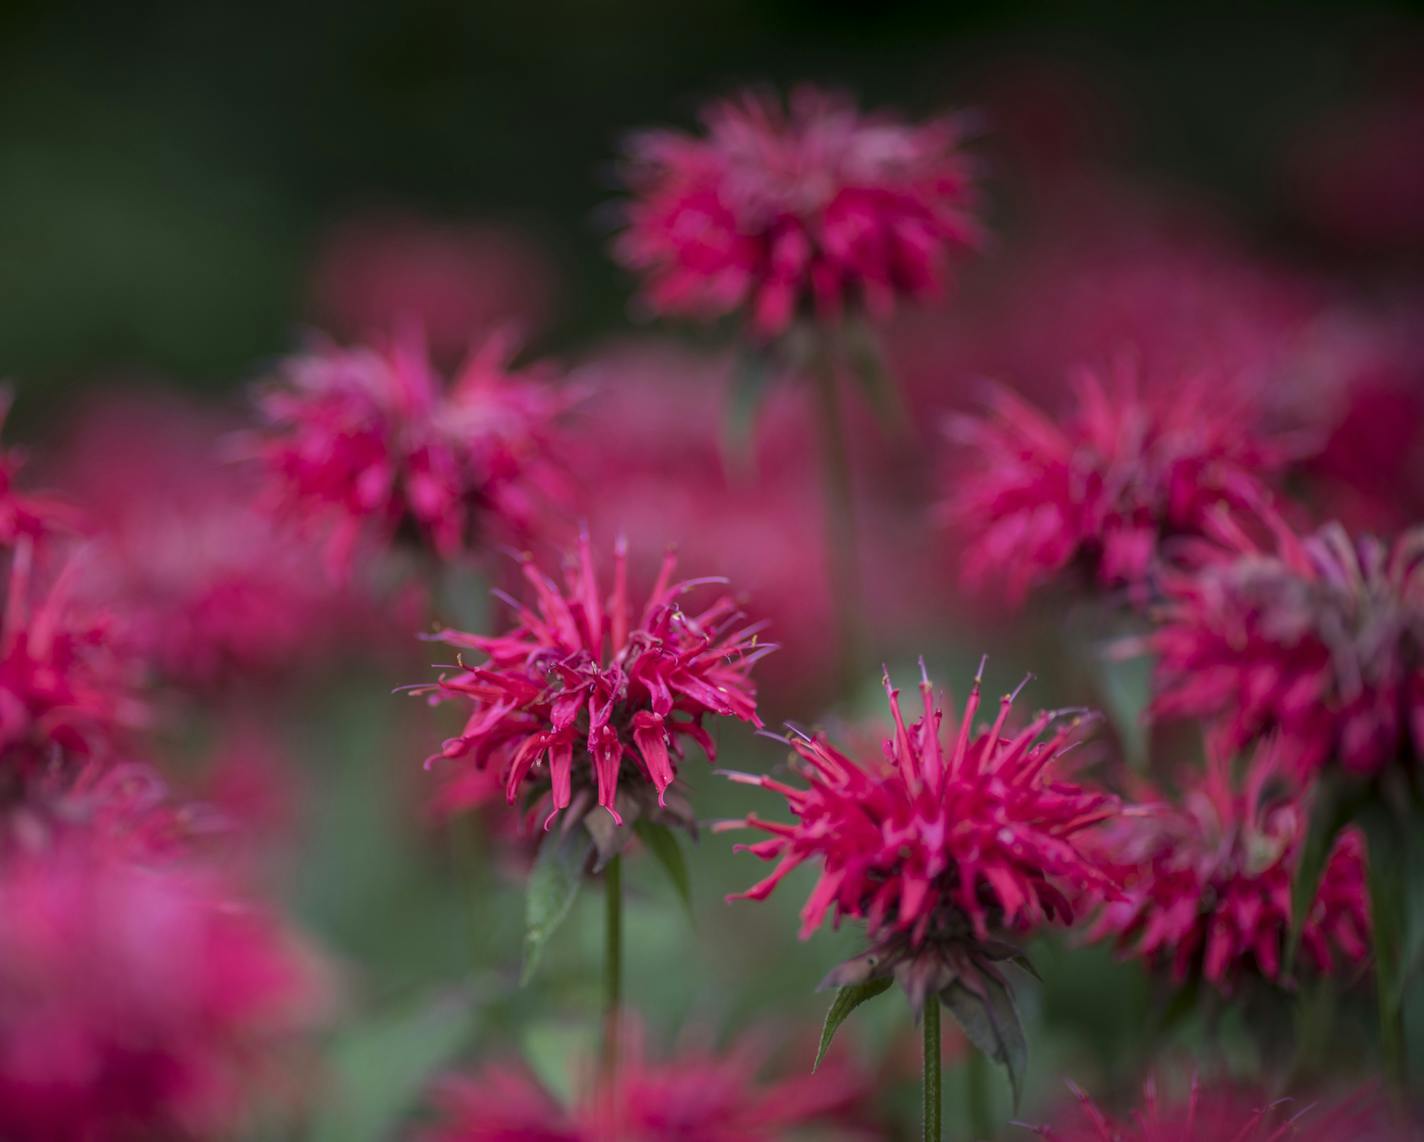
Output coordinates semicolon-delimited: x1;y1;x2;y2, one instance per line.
0;541;145;797
1084;740;1370;990
1151;514;1424;779
414;535;770;842
945;363;1293;605
252;328;570;570
0;839;327;1142
722;661;1117;1006
419;1024;873;1142
616;86;978;337
0;393;74;551
1028;1077;1395;1141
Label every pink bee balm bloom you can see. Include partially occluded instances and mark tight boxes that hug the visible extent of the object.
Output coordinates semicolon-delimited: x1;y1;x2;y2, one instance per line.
418;1025;874;1142
617;86;978;337
414;535;770;841
0;541;145;799
722;661;1117;1006
1027;1077;1396;1141
1084;740;1370;990
0;840;327;1142
1151;514;1424;779
252;328;570;570
945;362;1293;605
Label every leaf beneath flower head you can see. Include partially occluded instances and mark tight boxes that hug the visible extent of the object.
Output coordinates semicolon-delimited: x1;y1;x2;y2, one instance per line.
522;826;594;985
941;976;1028;1110
1287;775;1355;977
633;820;694;922
813;979;893;1072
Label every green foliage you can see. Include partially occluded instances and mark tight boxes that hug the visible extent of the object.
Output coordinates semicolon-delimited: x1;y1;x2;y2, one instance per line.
523;827;595;986
814;979;894;1071
941;977;1028;1111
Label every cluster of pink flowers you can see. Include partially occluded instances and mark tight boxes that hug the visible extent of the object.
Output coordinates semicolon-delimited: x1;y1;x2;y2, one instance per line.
419;1025;871;1142
1085;741;1370;989
1152;514;1424;778
723;661;1117;1004
617;86;978;336
415;534;771;836
253;328;571;569
946;363;1293;603
0;837;325;1142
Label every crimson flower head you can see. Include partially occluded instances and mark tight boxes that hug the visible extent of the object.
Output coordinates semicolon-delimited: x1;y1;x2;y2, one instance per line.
252;328;570;570
0;838;327;1142
1151;513;1424;779
617;86;978;337
0;541;145;800
1084;739;1369;990
723;660;1116;1007
1027;1076;1396;1141
415;534;770;848
945;363;1293;606
418;1024;873;1142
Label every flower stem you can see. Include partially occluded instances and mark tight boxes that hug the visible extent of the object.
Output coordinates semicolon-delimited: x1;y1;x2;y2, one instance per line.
811;351;863;688
966;1046;992;1140
603;854;623;1074
923;1000;942;1142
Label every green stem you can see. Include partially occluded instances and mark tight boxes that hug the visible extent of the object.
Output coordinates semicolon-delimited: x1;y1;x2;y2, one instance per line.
923;1000;942;1142
967;1046;992;1140
603;854;623;1073
811;352;863;687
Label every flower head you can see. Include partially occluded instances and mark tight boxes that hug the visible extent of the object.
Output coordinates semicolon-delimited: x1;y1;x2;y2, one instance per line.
617;86;978;337
1084;739;1370;990
945;363;1293;605
723;661;1116;1005
415;535;769;840
418;1024;872;1142
1151;514;1424;778
0;839;326;1142
252;328;570;570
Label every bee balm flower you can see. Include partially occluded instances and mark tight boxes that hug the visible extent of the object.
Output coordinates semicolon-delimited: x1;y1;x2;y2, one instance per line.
617;86;978;337
414;535;770;846
723;661;1116;1008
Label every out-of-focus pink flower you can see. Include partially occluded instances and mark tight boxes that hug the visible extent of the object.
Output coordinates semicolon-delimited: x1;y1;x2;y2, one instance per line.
59;397;388;692
1151;514;1424;779
0;393;75;550
0;541;145;799
414;534;770;840
252;329;571;570
307;213;558;358
1084;740;1370;990
944;363;1293;605
722;661;1116;1006
617;86;978;337
1027;1076;1397;1141
419;1025;873;1142
0;839;327;1142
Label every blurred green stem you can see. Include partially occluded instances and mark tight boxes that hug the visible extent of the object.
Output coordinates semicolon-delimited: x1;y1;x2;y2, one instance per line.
967;1046;992;1139
603;855;623;1074
923;1001;942;1142
812;351;863;687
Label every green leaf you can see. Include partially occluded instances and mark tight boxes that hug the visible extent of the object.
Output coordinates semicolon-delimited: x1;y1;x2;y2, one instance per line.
1093;647;1153;771
814;979;893;1071
633;820;694;922
1287;779;1353;977
1358;801;1408;1082
942;976;1029;1110
309;988;476;1142
522;827;594;985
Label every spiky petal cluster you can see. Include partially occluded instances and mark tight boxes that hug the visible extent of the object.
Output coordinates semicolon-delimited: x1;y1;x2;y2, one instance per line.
1084;740;1369;990
945;364;1292;604
0;839;326;1142
252;329;569;569
617;86;978;337
416;536;769;830
1028;1077;1395;1141
0;542;144;799
1151;514;1424;778
725;663;1117;955
418;1025;871;1142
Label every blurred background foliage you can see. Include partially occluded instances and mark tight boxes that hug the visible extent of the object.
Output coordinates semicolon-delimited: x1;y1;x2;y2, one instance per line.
3;1;1423;1136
